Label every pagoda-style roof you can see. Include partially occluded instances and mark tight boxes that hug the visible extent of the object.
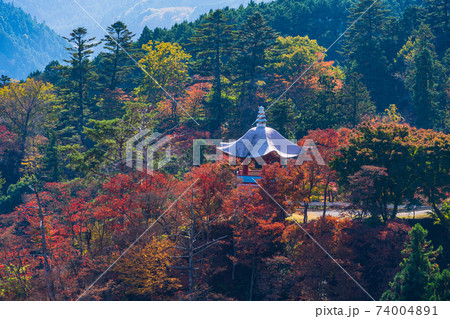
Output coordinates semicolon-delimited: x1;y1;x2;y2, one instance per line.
217;106;301;159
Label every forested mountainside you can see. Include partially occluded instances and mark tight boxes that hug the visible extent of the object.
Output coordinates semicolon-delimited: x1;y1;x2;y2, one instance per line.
9;0;272;40
0;0;449;301
136;0;426;57
138;0;448;119
0;1;66;79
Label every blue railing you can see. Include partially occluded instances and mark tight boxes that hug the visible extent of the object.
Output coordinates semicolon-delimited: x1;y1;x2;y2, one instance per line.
238;176;262;184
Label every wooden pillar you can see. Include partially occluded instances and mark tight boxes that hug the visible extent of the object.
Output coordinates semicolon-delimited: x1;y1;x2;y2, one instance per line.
242;164;249;176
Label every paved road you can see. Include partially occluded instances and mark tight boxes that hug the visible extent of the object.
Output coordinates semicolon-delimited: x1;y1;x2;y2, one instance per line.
307;209;432;219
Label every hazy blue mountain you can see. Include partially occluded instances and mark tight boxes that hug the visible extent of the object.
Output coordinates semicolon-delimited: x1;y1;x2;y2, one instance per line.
9;0;272;39
0;1;66;80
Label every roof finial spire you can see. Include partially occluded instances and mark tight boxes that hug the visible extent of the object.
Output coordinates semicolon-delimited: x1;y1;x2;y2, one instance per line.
256;106;266;128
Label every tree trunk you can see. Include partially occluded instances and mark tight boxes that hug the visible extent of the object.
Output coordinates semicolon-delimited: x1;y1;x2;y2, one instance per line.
391;200;399;219
231;238;236;281
110;46;119;90
323;181;330;217
303;202;309;224
188;187;195;299
188;238;194;298
34;186;56;300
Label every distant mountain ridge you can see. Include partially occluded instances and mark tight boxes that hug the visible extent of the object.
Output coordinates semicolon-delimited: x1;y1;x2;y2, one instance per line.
9;0;272;40
0;1;66;80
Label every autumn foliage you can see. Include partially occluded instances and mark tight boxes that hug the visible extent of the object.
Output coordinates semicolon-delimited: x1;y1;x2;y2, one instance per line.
1;0;449;302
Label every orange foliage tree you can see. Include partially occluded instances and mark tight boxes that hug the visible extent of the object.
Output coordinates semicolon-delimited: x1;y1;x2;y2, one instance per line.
282;217;364;300
223;186;286;300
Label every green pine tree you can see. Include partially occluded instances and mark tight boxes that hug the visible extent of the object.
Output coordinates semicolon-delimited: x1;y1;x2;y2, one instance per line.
340;72;375;127
266;99;294;137
41;61;65;87
342;0;393;111
188;9;236;129
403;24;439;129
234;12;278;128
100;21;135;91
381;224;444;300
137;26;153;48
425;0;450;56
432;269;450;300
0;75;11;88
437;49;450;132
62;27;99;145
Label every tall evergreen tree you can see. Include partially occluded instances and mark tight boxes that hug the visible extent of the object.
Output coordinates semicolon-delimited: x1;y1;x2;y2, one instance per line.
426;0;450;56
101;21;135;90
340;72;375;127
137;26;153;48
234;12;278;128
63;27;99;144
401;24;439;129
41;61;65;87
438;49;450;132
0;75;11;88
382;224;445;301
189;10;236;129
342;0;393;111
266;99;294;137
299;74;342;135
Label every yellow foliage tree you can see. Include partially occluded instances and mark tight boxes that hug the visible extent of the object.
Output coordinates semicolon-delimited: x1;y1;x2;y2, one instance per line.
115;237;181;300
137;41;191;124
20;135;47;175
0;79;56;157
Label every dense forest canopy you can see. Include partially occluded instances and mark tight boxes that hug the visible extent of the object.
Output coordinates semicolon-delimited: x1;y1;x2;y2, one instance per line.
0;0;448;301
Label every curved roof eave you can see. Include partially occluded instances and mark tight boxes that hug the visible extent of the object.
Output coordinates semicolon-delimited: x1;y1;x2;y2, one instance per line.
217;126;301;159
